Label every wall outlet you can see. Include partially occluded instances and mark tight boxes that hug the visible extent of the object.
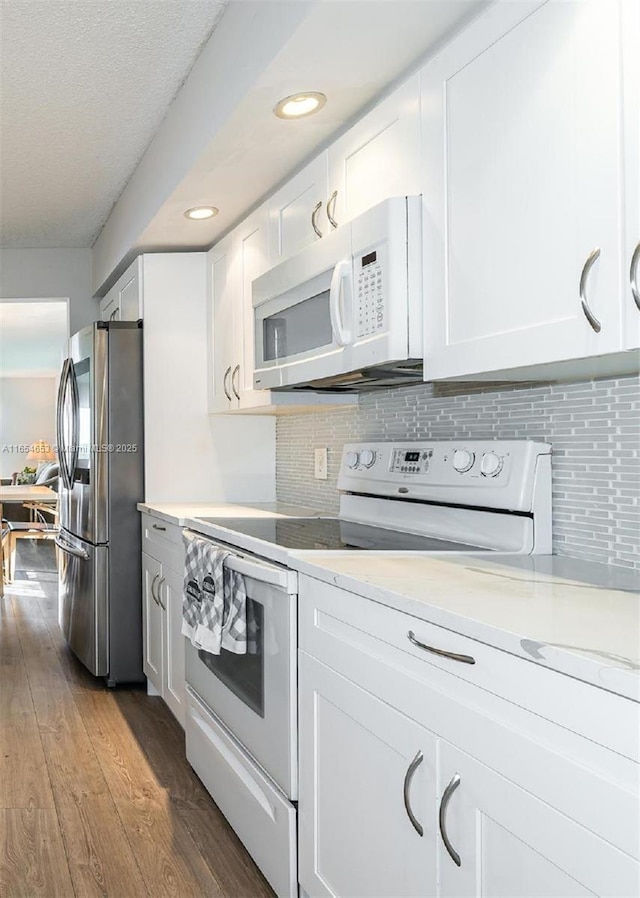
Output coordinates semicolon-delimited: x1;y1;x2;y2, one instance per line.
314;447;328;480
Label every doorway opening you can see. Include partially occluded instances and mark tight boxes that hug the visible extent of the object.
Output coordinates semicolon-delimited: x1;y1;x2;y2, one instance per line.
0;298;69;587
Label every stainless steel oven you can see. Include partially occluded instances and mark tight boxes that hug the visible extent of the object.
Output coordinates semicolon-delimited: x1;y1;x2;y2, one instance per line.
183;531;298;898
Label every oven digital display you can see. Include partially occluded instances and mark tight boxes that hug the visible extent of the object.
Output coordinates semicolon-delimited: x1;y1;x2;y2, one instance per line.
361;251;377;267
390;447;433;474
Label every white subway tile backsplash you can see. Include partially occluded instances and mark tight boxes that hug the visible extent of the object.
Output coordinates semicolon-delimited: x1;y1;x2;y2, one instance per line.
276;373;639;569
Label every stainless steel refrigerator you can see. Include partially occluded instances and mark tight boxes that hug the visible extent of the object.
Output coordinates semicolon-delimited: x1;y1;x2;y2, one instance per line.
56;321;144;685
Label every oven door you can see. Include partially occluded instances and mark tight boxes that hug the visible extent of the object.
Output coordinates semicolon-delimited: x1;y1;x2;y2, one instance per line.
184;540;298;798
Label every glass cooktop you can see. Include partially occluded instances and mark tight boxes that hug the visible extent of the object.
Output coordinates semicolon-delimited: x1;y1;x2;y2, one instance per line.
197;517;488;553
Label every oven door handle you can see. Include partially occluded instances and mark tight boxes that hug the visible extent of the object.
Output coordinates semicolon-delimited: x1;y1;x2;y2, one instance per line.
182;530;294;589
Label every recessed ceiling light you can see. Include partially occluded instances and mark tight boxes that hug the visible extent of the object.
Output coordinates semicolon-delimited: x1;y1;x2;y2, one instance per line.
184;206;218;220
274;92;327;120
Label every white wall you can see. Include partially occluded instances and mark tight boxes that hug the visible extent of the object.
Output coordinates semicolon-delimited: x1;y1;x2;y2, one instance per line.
0;248;97;334
0;377;57;478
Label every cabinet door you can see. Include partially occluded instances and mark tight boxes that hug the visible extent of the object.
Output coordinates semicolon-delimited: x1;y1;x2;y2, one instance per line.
268;154;328;264
298;651;436;898
236;205;272;409
160;566;185;728
118;260;142;320
142;552;164;692
422;0;626;380
438;743;639;898
328;74;421;228
207;233;239;412
622;0;640;350
99;292;119;321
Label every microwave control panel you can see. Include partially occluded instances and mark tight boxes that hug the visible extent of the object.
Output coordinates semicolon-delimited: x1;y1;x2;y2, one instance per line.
356;248;384;338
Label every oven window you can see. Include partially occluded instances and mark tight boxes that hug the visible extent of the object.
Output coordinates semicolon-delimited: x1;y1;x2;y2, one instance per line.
263;290;332;361
197;599;264;717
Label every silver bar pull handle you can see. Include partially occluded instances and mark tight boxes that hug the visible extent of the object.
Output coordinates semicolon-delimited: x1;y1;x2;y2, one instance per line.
630;242;640;311
223;366;232;401
152;523;166;532
55;536;89;561
403;750;424;837
311;201;323;239
326;190;338;229
439;773;462;867
150;573;160;606
407;630;475;665
157;576;166;610
231;364;240;400
579;247;602;332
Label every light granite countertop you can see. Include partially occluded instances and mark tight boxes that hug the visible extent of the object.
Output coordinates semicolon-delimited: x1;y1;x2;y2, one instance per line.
293;553;640;702
137;501;322;526
139;502;639;701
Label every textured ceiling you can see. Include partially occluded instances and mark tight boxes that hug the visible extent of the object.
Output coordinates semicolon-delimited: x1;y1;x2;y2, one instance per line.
0;0;227;248
0;301;68;376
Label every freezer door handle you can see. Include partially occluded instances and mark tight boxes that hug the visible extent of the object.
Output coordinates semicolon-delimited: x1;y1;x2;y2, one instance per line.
55;536;90;560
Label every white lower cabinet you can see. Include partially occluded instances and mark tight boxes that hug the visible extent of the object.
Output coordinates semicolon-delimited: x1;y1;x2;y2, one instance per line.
298;651;436;898
161;566;186;726
298;576;640;898
142;551;163;690
140;515;186;727
438;743;636;898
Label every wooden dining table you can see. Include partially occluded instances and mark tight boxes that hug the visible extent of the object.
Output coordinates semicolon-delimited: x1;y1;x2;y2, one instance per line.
1;485;58;597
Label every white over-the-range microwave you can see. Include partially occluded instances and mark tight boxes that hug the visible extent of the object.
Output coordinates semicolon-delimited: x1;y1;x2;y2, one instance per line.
252;196;423;392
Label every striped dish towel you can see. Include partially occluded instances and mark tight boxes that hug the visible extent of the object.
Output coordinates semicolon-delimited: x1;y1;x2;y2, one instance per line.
182;532;251;655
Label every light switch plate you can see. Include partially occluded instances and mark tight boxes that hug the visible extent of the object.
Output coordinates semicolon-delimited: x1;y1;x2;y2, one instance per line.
314;447;328;480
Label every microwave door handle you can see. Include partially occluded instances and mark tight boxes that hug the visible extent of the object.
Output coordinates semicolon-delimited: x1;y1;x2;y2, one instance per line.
329;259;352;346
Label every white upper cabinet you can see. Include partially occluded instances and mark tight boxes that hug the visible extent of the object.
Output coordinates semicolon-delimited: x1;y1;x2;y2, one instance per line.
207;232;240;413
207;204;356;415
421;0;629;380
327;75;421;230
268;154;328;265
622;0;640;351
99;257;143;322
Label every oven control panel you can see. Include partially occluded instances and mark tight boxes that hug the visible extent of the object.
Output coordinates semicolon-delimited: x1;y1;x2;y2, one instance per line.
390;448;433;474
355;246;385;338
337;440;552;513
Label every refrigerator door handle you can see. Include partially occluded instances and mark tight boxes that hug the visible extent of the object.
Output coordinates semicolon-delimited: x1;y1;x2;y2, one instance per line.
56;358;73;490
55;535;90;560
68;360;80;485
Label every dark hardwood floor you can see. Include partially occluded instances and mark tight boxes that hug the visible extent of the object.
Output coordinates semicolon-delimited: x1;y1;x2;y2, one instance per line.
0;542;274;898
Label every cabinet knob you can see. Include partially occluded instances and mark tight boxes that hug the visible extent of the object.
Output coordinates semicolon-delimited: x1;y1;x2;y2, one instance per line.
439;774;462;867
231;364;240;401
311;201;323;239
403;750;424;837
157;576;166;610
326;190;339;229
630;242;640;312
150;573;160;606
223;366;232;401
579;247;602;333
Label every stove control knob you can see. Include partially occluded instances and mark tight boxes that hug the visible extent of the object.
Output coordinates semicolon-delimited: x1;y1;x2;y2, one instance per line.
360;449;376;468
452;449;475;473
481;452;503;477
346;450;360;469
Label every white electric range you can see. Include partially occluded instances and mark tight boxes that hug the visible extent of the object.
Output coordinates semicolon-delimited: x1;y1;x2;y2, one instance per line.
182;440;552;898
